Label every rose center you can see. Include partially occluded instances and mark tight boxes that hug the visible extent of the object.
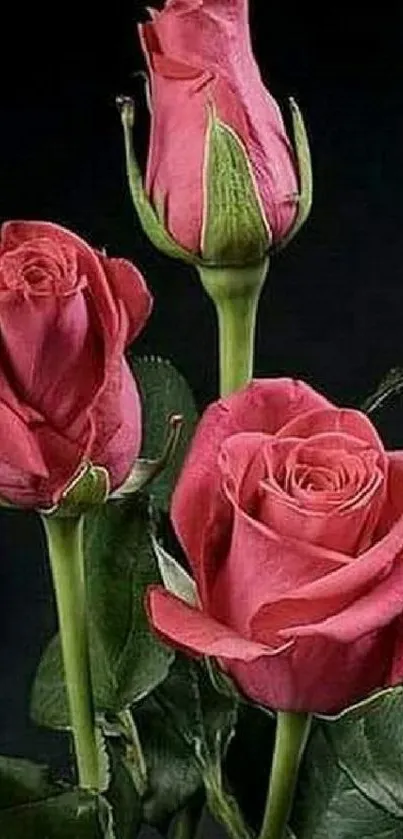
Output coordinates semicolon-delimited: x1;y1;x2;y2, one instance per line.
0;239;83;297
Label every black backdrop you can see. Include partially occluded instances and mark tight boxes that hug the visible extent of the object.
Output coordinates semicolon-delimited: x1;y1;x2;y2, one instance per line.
0;3;402;834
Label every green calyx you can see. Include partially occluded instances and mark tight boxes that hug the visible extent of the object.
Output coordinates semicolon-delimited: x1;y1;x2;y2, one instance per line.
118;93;312;268
40;463;110;518
117;95;271;269
0;463;110;516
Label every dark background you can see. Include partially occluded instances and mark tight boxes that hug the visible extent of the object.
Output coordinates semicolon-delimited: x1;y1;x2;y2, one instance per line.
0;2;402;833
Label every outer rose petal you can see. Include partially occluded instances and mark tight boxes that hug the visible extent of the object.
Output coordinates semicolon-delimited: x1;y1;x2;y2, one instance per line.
229;628;394;713
0;292;105;435
0;421;87;507
172;379;333;589
147;586;289;659
276;407;387;456
90;358;142;491
147;586;395;713
0;403;48;477
97;254;153;345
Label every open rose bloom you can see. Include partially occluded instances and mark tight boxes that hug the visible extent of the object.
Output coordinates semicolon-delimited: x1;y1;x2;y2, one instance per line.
139;0;300;256
148;379;403;714
0;221;152;509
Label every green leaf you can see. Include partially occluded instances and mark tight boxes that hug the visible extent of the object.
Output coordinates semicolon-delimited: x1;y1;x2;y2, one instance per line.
202;108;270;265
85;498;173;709
0;756;111;838
129;356;198;512
0;756;54;807
292;688;403;838
133;655;238;827
31;496;173;728
361;368;403;416
324;687;403;817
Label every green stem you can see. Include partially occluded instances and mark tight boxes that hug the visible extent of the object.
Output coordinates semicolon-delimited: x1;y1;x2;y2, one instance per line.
259;712;312;839
198;260;269;397
204;763;252;839
42;515;99;790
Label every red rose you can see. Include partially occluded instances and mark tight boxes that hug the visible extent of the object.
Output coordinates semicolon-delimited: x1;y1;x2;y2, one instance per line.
0;221;152;509
148;379;403;713
139;0;299;254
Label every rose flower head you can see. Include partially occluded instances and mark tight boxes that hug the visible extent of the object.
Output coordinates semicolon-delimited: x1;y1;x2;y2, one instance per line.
0;221;152;512
147;379;403;714
118;0;312;268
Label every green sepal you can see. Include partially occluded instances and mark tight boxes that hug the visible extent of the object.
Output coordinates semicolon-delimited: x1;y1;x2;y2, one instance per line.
117;96;198;265
202;106;271;266
276;98;313;252
111;414;183;501
128;355;198;512
40;463;110;518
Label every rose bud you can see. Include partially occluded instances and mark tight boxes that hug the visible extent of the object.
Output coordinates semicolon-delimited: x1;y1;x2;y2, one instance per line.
118;0;312;268
147;379;403;714
0;221;153;511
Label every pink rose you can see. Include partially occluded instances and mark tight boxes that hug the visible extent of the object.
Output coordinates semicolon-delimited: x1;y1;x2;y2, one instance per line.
0;221;152;509
148;379;403;713
139;0;299;254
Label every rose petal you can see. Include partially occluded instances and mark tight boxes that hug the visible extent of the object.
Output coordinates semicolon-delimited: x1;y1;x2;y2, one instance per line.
96;255;153;346
90;358;142;491
210;470;349;637
250;501;403;643
229;629;393;713
276;407;386;456
147;585;289;659
0;403;48;477
256;435;386;554
376;451;403;537
0;292;105;434
0;416;89;507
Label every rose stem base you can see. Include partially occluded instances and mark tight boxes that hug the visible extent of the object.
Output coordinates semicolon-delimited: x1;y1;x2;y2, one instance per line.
259;712;312;839
198;260;269;397
42;515;100;790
